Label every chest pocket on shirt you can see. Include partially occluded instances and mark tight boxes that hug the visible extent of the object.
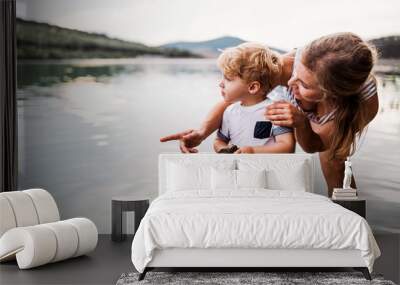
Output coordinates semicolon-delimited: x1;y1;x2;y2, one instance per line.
254;121;272;139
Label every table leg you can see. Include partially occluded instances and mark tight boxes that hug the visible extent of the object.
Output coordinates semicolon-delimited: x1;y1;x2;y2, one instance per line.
112;200;124;241
134;201;149;234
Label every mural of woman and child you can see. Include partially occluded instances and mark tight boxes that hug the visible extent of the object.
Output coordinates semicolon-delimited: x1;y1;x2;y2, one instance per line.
161;32;379;197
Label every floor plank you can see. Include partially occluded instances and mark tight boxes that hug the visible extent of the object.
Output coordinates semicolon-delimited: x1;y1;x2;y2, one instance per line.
1;234;398;284
0;235;134;285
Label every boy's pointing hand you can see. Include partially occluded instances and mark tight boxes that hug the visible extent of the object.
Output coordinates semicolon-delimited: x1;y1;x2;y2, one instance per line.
160;129;204;153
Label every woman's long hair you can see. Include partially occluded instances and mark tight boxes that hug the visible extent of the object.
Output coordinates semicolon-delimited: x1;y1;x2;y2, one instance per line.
302;32;378;160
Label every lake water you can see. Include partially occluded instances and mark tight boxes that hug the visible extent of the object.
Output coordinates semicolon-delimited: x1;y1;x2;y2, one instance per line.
17;58;400;233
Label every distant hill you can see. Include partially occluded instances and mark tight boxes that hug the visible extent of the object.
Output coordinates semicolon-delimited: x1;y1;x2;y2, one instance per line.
161;36;286;58
370;36;400;59
16;18;201;60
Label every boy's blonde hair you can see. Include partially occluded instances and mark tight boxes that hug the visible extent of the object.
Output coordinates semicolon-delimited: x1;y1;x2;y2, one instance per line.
217;42;282;93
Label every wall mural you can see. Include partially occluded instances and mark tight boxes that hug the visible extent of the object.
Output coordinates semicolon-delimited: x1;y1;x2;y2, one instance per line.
16;0;400;234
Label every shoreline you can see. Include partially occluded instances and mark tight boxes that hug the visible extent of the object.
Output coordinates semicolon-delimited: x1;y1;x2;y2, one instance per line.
17;57;400;75
374;59;400;75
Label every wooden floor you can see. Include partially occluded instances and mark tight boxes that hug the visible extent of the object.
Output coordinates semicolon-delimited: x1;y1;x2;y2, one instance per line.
0;234;398;285
0;235;134;285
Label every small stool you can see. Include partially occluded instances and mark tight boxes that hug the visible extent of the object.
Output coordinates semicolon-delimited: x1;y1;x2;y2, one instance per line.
111;195;150;242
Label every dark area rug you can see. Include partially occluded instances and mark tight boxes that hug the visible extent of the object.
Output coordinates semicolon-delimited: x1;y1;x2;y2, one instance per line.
116;271;396;285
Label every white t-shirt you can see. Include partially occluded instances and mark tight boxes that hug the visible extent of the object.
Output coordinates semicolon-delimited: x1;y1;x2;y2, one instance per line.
217;87;292;147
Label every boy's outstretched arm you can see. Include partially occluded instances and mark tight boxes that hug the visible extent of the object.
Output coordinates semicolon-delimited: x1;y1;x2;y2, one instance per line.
235;132;295;154
160;101;231;153
200;101;232;138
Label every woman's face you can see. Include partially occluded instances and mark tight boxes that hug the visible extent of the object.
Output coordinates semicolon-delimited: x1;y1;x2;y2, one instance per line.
288;60;326;106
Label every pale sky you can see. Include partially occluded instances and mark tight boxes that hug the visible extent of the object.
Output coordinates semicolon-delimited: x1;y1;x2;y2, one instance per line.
16;0;400;50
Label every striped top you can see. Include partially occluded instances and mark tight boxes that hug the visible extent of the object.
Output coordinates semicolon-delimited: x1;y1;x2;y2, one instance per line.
286;48;378;125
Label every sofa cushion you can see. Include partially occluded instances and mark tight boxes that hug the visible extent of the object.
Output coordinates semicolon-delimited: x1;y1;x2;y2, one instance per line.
166;158;235;192
236;169;267;189
0;196;17;237
210;168;267;190
0;218;97;269
0;192;39;227
237;157;311;191
211;168;236;190
23;189;60;224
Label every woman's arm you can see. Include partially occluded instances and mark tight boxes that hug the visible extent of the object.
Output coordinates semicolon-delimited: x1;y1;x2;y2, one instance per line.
160;101;231;153
266;91;379;153
266;101;329;153
294;119;329;153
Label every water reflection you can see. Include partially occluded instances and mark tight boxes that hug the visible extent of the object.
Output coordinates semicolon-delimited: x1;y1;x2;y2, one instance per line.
352;74;400;234
17;62;137;87
378;75;400;112
17;58;219;88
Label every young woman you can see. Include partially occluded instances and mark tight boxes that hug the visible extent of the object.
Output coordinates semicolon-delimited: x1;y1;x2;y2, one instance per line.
160;33;379;197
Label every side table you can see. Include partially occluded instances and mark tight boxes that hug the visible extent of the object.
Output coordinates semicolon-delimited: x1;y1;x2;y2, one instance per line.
112;195;151;242
332;199;366;218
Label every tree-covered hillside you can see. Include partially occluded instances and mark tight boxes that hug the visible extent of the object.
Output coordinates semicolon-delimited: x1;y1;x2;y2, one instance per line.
161;36;286;58
370;36;400;59
17;18;200;59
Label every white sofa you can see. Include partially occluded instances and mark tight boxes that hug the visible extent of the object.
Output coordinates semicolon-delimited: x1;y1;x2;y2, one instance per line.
0;189;98;269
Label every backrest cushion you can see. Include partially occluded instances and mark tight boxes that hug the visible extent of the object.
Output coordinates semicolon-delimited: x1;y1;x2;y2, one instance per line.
161;155;236;192
0;189;60;238
236;169;267;189
23;189;60;224
210;168;268;191
167;162;211;191
159;154;314;194
210;168;236;190
237;157;312;191
0;196;17;237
